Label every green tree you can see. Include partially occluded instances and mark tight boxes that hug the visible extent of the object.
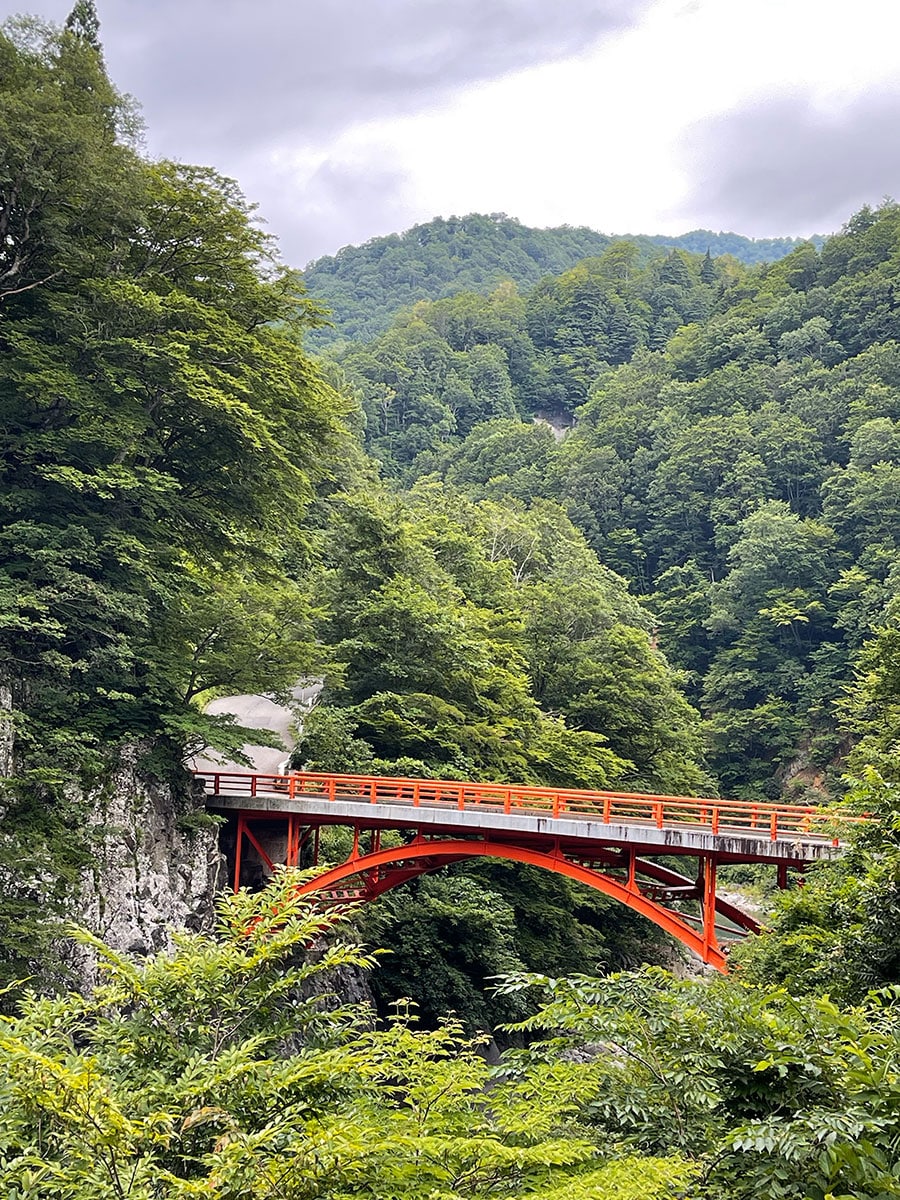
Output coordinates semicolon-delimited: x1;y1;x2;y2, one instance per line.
647;560;713;690
0;873;610;1199
499;963;900;1199
841;589;900;781
0;22;346;776
699;249;717;284
64;0;101;49
0;17;349;984
702;502;842;794
734;769;900;1003
316;487;654;787
0;15;136;302
360;874;530;1029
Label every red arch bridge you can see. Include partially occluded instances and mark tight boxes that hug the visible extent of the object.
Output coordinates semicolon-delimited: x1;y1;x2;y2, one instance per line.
195;770;863;973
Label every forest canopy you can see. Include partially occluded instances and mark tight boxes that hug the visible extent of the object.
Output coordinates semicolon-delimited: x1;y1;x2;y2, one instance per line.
325;206;900;801
302;213;823;346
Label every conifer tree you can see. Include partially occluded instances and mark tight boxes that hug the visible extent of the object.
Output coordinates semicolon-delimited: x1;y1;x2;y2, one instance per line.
659;249;693;287
65;0;102;52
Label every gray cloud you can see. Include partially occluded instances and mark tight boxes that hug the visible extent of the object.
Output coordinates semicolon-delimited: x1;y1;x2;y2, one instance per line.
681;89;900;235
0;1;650;261
255;152;418;266
113;1;651;157
2;2;651;157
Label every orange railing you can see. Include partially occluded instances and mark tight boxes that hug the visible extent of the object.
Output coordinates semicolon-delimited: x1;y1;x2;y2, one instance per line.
195;770;867;843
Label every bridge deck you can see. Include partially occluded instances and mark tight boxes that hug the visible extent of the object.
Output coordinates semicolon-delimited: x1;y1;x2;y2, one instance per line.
198;771;855;864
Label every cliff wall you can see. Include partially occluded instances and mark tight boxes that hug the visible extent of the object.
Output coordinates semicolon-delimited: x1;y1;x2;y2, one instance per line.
67;745;222;987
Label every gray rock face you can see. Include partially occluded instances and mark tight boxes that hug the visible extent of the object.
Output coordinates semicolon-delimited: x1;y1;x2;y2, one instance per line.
69;745;223;988
68;744;376;1014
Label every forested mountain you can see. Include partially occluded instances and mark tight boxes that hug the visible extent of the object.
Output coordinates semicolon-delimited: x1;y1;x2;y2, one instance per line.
329;211;900;803
302;212;820;345
6;9;900;1199
0;10;703;989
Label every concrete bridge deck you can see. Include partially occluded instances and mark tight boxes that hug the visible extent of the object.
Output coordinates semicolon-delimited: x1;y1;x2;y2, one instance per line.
195;770;862;972
198;770;855;865
206;791;843;864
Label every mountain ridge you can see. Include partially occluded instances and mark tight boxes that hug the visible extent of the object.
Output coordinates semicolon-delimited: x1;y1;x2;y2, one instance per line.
301;211;824;345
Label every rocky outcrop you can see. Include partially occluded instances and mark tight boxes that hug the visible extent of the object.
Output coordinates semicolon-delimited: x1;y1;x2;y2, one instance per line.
67;744;376;1013
0;684;13;781
69;744;223;987
191;683;322;775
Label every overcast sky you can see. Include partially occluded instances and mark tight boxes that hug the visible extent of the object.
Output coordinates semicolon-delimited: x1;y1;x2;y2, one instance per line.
3;0;900;266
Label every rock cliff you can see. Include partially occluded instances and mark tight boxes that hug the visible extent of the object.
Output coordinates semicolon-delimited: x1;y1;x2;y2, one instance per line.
68;745;222;987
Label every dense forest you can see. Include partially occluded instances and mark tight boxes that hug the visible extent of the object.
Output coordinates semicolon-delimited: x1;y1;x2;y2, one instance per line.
3;7;900;1199
303;215;822;346
327;216;900;803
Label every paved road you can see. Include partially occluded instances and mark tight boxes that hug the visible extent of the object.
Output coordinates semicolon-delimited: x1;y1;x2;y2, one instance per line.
189;682;322;774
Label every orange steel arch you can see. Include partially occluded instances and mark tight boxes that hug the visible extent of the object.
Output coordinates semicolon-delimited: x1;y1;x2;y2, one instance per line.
295;838;730;972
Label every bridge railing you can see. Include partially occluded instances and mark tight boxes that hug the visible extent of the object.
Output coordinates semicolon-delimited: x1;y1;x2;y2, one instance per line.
195;770;866;842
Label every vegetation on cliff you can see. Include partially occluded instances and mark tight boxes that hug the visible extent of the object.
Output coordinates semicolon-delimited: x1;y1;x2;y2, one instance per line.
0;11;347;983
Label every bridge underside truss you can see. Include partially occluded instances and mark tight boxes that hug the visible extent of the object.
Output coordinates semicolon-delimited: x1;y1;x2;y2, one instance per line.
228;811;779;973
